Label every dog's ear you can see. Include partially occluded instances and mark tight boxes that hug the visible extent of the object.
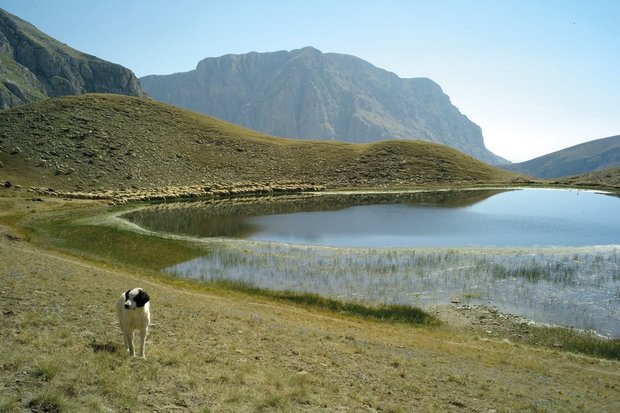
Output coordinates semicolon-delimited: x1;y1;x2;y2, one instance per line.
135;289;150;307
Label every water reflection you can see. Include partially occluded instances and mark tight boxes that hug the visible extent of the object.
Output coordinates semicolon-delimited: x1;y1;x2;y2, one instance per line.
122;189;507;240
123;189;620;248
246;190;619;247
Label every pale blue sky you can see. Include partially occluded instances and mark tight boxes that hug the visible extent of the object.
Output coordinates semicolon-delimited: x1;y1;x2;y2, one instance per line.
2;0;618;162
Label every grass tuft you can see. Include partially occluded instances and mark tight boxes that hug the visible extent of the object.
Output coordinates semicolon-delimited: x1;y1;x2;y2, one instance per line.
0;397;21;413
89;341;124;354
529;326;620;360
211;280;439;325
27;390;74;413
30;358;60;382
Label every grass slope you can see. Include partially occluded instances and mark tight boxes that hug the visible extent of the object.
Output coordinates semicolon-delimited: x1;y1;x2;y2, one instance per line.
556;166;620;189
1;197;619;412
0;94;519;192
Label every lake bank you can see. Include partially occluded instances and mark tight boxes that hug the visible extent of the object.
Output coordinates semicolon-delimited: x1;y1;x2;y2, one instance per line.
114;188;620;338
1;205;619;412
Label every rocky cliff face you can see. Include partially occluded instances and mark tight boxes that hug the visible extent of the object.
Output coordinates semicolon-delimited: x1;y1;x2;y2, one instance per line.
0;8;144;109
142;47;505;164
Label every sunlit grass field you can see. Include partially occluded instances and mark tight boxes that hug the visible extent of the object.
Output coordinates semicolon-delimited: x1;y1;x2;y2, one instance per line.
1;194;620;412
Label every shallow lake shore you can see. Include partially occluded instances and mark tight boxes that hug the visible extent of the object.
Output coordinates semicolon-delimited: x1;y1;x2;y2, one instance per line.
1;193;619;411
113;188;620;338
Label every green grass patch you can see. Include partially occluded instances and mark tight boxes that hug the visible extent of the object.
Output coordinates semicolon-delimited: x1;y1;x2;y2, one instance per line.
44;223;204;271
26;390;76;413
528;325;620;360
211;280;439;326
25;210;205;271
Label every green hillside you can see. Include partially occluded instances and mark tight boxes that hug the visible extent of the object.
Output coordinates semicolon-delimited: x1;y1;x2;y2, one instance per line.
0;94;519;197
556;166;620;189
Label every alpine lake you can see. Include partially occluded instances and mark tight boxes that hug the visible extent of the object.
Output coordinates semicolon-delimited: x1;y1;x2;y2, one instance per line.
121;188;620;337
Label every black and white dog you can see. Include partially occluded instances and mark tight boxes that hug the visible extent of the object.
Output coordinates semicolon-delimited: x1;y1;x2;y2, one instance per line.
116;288;151;358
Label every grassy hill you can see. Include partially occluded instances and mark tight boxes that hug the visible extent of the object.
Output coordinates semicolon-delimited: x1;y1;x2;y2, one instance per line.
556;166;620;189
0;94;519;197
501;135;620;179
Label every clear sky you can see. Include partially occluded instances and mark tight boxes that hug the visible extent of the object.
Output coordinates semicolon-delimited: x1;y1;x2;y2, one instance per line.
1;0;618;162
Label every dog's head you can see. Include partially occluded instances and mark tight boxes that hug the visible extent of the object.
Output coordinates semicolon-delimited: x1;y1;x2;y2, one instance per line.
124;288;150;310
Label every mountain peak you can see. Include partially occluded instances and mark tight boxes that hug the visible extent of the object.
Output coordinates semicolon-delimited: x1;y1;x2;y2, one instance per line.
141;49;505;164
295;46;322;54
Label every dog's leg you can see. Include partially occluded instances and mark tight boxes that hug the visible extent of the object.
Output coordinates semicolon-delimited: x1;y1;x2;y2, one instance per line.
121;328;130;354
138;327;148;359
127;330;136;356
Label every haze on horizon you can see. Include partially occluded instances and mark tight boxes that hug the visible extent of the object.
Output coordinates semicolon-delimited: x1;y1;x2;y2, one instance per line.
1;0;618;163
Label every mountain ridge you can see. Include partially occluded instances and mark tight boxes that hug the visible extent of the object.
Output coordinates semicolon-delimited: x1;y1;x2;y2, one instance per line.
141;47;506;165
0;8;145;109
501;135;620;178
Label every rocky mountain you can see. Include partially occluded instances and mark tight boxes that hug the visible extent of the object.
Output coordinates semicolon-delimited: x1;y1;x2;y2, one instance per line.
0;8;145;109
141;47;505;165
501;135;620;178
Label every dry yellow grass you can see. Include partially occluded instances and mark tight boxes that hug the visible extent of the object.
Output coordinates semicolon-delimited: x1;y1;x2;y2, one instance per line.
1;195;619;412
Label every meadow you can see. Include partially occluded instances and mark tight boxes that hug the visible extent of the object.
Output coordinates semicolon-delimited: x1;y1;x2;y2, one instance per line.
2;193;620;412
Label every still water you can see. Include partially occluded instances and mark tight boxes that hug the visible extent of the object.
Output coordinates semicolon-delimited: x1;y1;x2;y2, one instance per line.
247;189;620;247
124;189;620;248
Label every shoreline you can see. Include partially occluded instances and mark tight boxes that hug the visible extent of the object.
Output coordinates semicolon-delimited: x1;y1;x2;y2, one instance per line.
22;181;619;204
1;224;618;412
3;191;619;347
103;190;619;339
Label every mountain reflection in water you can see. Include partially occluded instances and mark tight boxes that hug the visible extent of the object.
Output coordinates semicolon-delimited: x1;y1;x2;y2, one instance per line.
123;189;620;248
